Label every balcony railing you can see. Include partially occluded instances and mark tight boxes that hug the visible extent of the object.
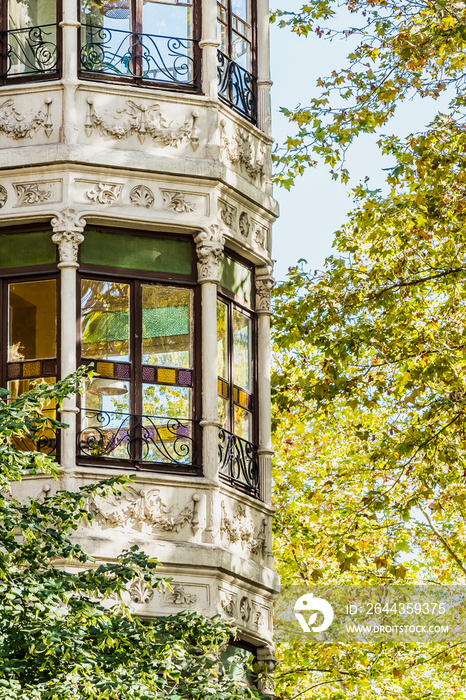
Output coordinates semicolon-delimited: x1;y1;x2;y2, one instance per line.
218;428;260;499
77;409;200;469
80;25;200;87
0;24;59;80
217;51;257;124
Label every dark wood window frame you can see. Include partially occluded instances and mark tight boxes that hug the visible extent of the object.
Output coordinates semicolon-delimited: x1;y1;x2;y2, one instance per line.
217;0;257;75
76;265;202;475
78;0;202;92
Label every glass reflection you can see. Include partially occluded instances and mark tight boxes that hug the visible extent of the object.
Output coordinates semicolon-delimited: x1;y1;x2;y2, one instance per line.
9;280;56;362
217;300;228;380
143;0;192;38
233;310;251;392
81;279;130;361
7;377;57;455
143;383;191;418
9;0;56;29
234;405;251;441
142;285;192;368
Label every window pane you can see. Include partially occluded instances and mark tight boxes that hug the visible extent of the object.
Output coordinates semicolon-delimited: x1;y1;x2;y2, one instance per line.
81;0;130;29
232;0;250;23
234;405;251;441
80;378;130;460
9;0;56;29
8;377;57;454
217;21;227;53
9;280;56;361
80;0;131;76
81;280;130;362
217;301;229;380
143;383;191;417
219;395;229;429
143;0;192;37
143;385;193;464
82;377;130;415
232;32;250;68
142;286;192;369
233;310;251;392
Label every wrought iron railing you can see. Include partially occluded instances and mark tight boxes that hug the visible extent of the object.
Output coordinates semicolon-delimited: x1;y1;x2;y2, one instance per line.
80;24;200;86
9;409;58;456
0;24;59;79
217;51;257;123
218;428;260;499
77;409;199;467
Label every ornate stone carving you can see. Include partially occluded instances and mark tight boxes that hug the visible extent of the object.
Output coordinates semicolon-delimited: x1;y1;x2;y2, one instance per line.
0;185;7;208
162;191;196;213
0;97;53;140
129;185;154;208
240;596;251;623
89;488;200;535
220;120;265;179
164;584;197;606
255;265;275;314
51;209;86;267
128;578;154;605
220;502;267;555
253;606;267;629
253;224;267;250
239;211;250;237
85;98;200;150
219;201;236;229
220;590;237;617
257;646;278;697
86;183;122;205
194;225;225;283
14;183;51;205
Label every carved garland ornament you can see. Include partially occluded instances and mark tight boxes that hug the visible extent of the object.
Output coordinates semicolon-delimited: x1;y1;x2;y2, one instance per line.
85;98;200;150
220;120;265;180
89;488;200;535
194;225;225;283
220;501;267;555
0;97;53;140
0;185;7;208
14;183;52;205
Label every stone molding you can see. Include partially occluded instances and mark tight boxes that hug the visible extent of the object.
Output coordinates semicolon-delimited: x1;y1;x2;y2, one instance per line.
194;225;225;284
51;207;86;268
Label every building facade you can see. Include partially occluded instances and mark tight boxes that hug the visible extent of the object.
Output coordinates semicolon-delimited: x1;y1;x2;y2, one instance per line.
0;0;279;691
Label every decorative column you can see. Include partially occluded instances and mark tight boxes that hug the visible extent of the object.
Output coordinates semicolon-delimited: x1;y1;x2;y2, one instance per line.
256;0;273;135
255;265;275;565
51;208;85;474
194;226;224;543
200;0;220;98
60;0;81;143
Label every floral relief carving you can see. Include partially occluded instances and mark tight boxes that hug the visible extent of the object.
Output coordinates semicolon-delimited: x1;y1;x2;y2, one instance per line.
220;120;265;180
14;183;52;205
220;590;237;617
163;584;197;606
85;98;200;150
0;185;7;208
255;266;275;313
220;501;267;555
89;488;200;535
86;183;122;205
239;211;250;237
129;185;154;208
0;97;53;139
240;596;251;623
194;225;225;283
162;191;196;213
128;578;154;605
253;224;267;250
219;201;236;229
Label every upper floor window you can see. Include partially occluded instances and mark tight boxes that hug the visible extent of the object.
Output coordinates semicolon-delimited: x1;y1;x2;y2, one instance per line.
1;0;60;82
217;0;257;123
80;0;201;88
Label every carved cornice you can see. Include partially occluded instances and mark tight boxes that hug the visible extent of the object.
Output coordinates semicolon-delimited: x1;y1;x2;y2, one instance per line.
255;265;275;314
51;208;86;269
194;225;225;284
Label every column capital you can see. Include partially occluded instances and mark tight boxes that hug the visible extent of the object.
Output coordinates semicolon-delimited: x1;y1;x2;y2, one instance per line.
51;208;86;268
194;225;225;284
255;264;275;314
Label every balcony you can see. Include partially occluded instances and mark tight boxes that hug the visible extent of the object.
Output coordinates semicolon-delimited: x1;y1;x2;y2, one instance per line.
218;428;260;499
217;51;257;124
79;25;201;89
0;24;60;83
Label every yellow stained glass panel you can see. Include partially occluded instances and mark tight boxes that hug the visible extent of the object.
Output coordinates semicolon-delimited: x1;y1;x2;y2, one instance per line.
96;361;114;378
23;361;41;378
157;368;176;384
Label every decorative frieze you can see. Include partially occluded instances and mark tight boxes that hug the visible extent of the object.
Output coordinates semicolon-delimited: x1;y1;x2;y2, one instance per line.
163;584;197;606
220;501;267;556
162;191;196;213
0;97;53;140
194;225;225;283
85;97;200;150
218;200;237;229
253;222;268;251
89;488;200;536
220;119;265;180
14;182;51;205
86;182;122;205
128;578;154;605
0;186;7;208
129;185;155;208
240;596;251;622
219;590;237;617
239;211;250;238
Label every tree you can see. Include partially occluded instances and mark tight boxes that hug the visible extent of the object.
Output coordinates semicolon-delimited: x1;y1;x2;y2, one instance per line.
271;1;466;697
0;373;261;700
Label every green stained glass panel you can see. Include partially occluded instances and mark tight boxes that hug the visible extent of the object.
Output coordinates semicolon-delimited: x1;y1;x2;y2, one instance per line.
219;256;251;303
0;231;56;268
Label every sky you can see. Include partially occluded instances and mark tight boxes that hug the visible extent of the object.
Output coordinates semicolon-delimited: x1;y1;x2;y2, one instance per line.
269;3;451;283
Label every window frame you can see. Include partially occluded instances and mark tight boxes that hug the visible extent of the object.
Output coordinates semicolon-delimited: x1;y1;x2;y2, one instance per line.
78;0;202;91
76;259;202;474
217;0;256;75
0;1;62;84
